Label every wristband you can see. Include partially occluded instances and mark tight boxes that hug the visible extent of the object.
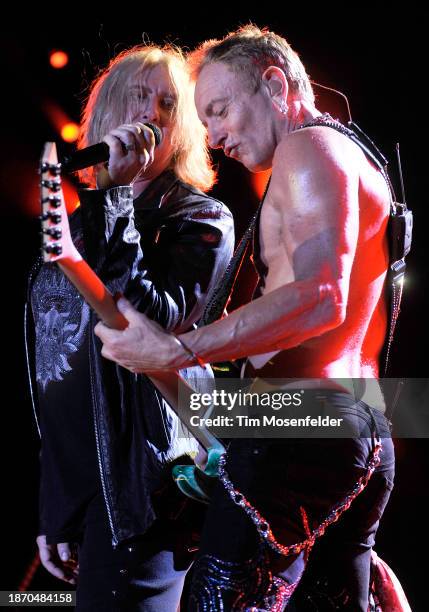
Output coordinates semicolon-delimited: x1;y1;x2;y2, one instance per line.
172;335;206;369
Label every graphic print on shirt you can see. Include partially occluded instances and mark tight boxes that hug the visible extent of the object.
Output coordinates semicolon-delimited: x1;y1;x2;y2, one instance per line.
32;265;90;392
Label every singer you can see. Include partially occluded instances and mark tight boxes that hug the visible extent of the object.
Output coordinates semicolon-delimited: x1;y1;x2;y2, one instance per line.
25;44;234;610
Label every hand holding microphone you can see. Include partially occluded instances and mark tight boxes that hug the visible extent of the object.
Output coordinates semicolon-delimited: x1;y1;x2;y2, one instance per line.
99;122;161;189
61;122;163;189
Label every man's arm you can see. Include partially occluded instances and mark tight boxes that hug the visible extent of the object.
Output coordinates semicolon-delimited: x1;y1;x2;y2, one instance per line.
182;127;360;362
77;186;234;332
95;129;360;371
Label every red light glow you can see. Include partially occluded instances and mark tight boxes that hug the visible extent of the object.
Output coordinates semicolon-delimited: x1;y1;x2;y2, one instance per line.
49;50;69;69
61;122;80;143
251;170;271;200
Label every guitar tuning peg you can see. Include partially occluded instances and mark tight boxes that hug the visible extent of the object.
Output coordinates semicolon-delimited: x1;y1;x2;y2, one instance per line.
40;179;61;192
43;243;63;255
42;195;62;208
40;162;62;176
43;228;62;239
38;213;59;222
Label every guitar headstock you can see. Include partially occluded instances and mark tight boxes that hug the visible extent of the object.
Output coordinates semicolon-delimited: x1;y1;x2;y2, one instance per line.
40;142;75;263
38;142;128;331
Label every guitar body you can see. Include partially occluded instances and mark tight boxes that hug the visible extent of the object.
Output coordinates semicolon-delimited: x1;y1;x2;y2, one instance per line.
40;142;225;503
172;442;225;503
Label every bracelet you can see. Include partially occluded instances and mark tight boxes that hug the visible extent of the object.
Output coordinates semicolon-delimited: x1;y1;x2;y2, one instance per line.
172;335;206;369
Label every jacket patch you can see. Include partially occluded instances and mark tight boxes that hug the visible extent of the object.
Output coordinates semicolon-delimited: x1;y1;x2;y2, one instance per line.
32;266;90;392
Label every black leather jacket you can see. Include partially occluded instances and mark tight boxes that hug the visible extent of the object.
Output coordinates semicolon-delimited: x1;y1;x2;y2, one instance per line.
25;170;234;545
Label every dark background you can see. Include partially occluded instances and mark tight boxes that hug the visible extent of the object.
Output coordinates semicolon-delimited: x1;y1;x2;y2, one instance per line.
0;8;427;610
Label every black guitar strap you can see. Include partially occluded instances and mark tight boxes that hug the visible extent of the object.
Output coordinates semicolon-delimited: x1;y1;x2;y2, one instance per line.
201;179;271;326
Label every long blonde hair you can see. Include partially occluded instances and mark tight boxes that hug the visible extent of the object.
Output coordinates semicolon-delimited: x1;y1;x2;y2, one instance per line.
78;44;216;191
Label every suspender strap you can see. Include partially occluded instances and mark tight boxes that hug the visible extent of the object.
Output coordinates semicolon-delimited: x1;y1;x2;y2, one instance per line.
201;179;271;326
381;203;413;375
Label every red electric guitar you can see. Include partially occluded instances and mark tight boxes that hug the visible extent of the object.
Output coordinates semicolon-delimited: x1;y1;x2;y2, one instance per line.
40;141;224;502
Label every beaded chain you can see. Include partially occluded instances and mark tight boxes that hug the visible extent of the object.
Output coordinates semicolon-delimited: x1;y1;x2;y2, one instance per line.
218;438;382;557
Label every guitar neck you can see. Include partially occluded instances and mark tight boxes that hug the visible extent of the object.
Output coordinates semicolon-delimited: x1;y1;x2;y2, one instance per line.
148;371;220;450
58;258;128;331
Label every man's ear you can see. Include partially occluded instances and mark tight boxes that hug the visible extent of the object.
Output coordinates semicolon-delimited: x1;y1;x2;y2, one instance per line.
261;66;289;107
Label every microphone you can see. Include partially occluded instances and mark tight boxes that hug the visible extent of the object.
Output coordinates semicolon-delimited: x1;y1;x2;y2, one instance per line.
60;122;162;173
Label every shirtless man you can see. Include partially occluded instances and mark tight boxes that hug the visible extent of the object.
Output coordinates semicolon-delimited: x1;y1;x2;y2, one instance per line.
95;26;395;610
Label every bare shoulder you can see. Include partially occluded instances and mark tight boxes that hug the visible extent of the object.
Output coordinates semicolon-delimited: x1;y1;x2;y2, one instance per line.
273;125;362;179
268;126;363;220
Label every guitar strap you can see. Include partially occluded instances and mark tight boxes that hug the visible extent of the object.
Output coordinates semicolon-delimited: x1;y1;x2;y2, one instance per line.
201;179;271;326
